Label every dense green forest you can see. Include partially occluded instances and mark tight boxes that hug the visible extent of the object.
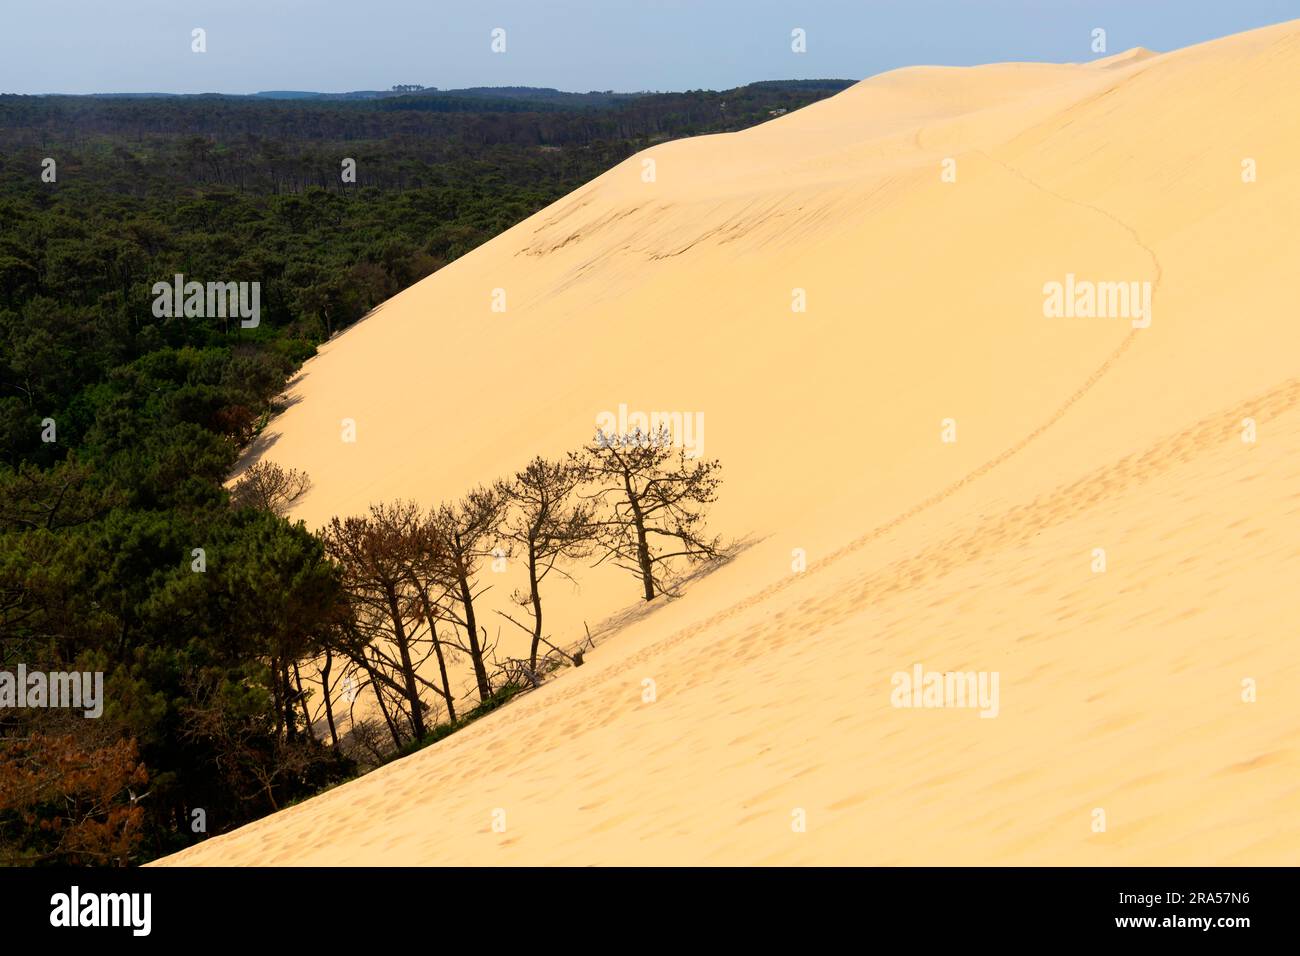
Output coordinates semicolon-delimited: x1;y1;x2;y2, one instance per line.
0;81;851;865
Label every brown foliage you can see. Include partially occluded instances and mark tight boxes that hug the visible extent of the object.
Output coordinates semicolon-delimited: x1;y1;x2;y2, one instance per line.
0;731;148;866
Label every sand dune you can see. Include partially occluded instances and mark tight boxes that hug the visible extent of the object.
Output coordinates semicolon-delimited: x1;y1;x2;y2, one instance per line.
1087;47;1160;70
163;19;1300;865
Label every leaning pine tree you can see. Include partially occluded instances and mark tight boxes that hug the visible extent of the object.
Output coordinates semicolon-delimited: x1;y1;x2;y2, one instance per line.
498;456;596;674
320;501;436;744
429;487;506;704
574;425;723;601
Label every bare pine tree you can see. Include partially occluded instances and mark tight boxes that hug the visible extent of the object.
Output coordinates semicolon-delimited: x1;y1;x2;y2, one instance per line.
320;501;449;742
498;456;596;673
575;426;723;601
230;461;312;517
428;486;505;703
402;516;462;724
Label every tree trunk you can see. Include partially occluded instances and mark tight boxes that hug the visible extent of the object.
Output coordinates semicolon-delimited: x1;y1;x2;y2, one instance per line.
367;655;404;751
282;663;298;740
386;585;425;741
455;531;492;702
528;548;543;671
271;655;284;737
414;589;457;724
431;625;457;725
625;478;655;600
293;661;316;743
320;649;340;750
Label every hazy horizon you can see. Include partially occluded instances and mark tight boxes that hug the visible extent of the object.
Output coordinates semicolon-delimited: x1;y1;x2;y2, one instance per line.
1;0;1296;96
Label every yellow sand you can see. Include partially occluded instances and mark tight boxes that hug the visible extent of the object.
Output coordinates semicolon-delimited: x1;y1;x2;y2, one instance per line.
160;20;1300;865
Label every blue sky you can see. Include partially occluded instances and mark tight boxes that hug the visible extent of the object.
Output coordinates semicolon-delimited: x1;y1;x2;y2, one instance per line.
1;0;1297;95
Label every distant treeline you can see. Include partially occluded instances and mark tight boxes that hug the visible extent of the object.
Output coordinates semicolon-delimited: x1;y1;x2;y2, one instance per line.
0;80;854;143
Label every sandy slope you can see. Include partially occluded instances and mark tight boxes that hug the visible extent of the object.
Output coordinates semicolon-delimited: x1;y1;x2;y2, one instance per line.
162;20;1300;865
